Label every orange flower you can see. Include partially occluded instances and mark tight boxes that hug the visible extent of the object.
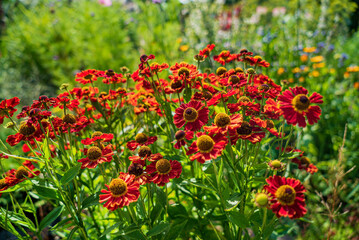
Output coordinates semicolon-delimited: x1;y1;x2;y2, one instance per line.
310;56;324;63
303;47;316;53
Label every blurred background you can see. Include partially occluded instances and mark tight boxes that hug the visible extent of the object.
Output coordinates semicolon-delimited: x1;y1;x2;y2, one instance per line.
1;0;359;239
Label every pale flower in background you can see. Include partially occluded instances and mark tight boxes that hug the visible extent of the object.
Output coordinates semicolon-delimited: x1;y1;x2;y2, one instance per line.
99;0;112;6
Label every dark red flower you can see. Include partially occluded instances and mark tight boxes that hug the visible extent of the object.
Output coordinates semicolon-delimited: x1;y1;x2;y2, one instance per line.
292;156;318;174
213;50;237;65
198;44;215;59
173;130;194;149
174;100;209;132
0;97;20;125
278;87;323;127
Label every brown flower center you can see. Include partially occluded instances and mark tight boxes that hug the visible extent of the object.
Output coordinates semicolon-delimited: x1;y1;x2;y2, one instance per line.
202;91;213;100
109;178;128;197
275;185;296;206
229;75;240;84
84;74;94;80
292;94;310;111
138;146;152;158
197;135;215;153
156;159;172;175
87;146;102;161
236;121;252;136
300;156;311;165
15;166;28;179
214;113;231;128
178;67;190;78
183;107;198;122
258;84;270;91
128;163;144;177
238;96;250;103
91;131;103;138
62;114;77;124
19;122;36;137
175;130;186;141
0;179;7;189
216;67;227;76
135;133;148;144
171;80;183;90
266;120;275;129
235;67;244;73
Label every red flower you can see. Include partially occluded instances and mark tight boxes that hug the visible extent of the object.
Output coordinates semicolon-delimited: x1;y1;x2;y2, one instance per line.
146;159;182;186
174;100;209;132
204;113;242;135
5;161;40;187
198;44;215;59
278;86;323;127
99;173;140;211
292;156;318;174
78;145;114;169
126;133;157;151
81;132;114;145
75;69;102;84
173;130;194;149
0;97;20;125
213;50;237;65
263;175;307;219
228;119;265;144
186;131;227;163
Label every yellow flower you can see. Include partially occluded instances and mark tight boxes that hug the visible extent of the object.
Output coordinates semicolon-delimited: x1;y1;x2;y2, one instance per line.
179;45;189;52
344;72;350;78
329;68;336;74
299;77;305;82
310;71;320;77
347;66;359;72
300;54;308;62
292;67;301;73
176;38;182;44
303;47;316;53
354;82;359;89
310;56;324;63
277;67;285;75
313;62;325;69
302;66;310;72
288;78;294;83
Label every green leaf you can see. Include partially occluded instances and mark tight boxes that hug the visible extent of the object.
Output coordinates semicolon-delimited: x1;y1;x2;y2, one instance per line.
183;87;192;102
164;219;188;240
39;205;64;231
33;185;60;200
60;164;81;185
0;209;36;231
68;226;79;240
156;186;167;207
150;204;163;223
228;211;249;228
81;192;100;209
99;222;121;238
168;203;188;219
136;197;146;219
147;222;170;237
225;193;241;211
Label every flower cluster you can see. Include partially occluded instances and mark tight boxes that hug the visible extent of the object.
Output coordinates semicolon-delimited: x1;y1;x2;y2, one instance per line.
0;44;324;239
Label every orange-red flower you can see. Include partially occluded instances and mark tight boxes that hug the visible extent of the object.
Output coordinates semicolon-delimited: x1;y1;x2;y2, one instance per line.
263;175;307;219
78;145;114;169
198;44;215;59
174;100;209;132
213;50;237;65
127;133;157;151
292;156;318;174
146;158;182;186
99;173;140;211
278;86;323;127
75;69;103;84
